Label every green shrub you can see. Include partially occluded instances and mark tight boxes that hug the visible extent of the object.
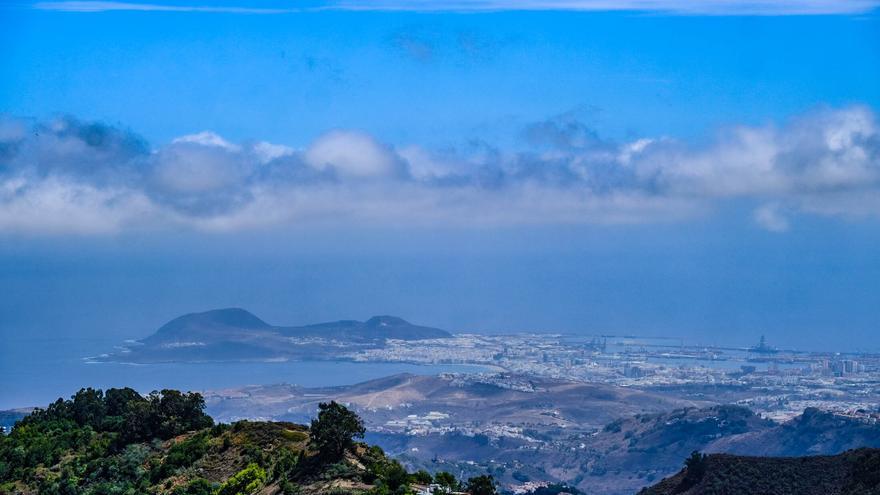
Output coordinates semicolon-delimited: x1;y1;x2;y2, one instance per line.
151;432;209;481
281;430;308;442
272;448;300;481
173;478;214;495
321;462;360;481
215;463;266;495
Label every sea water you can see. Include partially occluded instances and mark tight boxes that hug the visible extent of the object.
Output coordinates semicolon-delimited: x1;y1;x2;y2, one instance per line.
0;336;483;410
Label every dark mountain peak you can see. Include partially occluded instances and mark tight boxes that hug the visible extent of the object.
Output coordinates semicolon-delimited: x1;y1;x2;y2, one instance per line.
195;308;270;328
365;315;410;327
148;308;270;342
165;308;269;330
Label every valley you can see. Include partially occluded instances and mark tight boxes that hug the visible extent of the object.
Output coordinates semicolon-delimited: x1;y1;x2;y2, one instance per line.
201;373;880;495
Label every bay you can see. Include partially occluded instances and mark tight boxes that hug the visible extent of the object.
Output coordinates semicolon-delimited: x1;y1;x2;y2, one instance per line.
0;336;483;410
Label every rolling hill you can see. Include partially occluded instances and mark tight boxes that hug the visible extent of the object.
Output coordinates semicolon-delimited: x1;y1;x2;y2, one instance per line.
201;374;880;495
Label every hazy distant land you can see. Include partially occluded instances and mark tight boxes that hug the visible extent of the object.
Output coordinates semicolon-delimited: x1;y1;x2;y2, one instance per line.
95;308;451;363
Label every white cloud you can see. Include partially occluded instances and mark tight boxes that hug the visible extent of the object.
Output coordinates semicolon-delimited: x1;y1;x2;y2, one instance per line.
252;141;295;164
397;145;471;180
634;106;880;199
0;176;156;234
172;131;241;152
0;106;878;235
305;130;402;179
154;141;245;194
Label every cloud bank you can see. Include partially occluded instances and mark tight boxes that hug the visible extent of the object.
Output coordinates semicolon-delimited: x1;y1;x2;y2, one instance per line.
33;0;880;15
1;106;878;234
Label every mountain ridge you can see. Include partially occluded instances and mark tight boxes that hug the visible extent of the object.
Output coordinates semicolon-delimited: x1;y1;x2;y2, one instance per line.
104;308;452;363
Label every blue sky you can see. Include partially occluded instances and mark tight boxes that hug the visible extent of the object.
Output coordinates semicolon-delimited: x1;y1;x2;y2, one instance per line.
3;3;879;146
1;1;879;351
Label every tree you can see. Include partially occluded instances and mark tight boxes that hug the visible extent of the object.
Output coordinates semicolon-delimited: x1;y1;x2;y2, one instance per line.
679;450;708;491
383;460;410;492
684;451;706;478
466;475;497;495
152;389;213;439
309;401;365;461
118;389;211;443
120;400;157;444
410;469;433;485
105;387;143;416
434;471;459;491
71;388;106;429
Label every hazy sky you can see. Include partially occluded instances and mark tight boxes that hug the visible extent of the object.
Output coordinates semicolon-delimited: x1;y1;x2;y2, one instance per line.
1;1;879;351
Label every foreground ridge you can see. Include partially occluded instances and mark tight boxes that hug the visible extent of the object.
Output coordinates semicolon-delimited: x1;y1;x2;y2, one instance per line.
638;449;880;495
0;387;494;495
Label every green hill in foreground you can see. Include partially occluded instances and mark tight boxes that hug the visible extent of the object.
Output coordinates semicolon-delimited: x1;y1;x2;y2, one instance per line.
638;449;880;495
0;388;493;495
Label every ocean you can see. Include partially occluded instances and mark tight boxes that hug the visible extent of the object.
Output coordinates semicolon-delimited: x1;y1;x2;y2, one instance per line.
0;336;483;410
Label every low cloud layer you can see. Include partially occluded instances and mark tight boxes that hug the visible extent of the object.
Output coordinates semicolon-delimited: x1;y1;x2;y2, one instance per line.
0;106;878;234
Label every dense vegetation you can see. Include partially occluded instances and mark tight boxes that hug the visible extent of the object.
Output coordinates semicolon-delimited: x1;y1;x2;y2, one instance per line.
0;390;497;495
638;448;880;495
